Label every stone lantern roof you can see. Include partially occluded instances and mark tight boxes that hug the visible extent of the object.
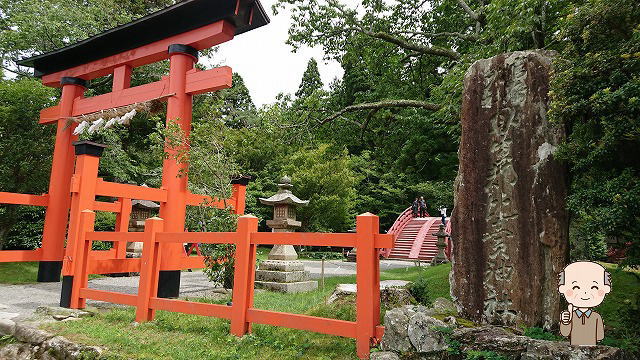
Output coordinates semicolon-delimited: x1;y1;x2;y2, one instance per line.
258;176;309;207
131;199;160;209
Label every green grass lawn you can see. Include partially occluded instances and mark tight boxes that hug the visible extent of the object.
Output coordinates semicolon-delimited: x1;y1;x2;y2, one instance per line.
0;261;40;284
0;261;103;284
43;264;450;360
37;262;640;359
598;263;639;329
598;263;640;352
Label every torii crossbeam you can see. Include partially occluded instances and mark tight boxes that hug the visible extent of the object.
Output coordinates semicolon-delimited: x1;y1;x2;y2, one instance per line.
0;0;269;302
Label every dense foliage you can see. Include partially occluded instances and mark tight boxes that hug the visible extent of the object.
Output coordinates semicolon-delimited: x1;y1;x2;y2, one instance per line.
550;0;640;266
0;78;56;249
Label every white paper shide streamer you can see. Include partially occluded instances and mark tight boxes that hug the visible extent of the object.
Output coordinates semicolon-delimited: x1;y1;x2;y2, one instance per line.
74;109;138;135
73;121;90;135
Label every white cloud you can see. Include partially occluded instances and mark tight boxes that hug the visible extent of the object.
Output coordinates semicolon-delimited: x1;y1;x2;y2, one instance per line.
205;0;346;107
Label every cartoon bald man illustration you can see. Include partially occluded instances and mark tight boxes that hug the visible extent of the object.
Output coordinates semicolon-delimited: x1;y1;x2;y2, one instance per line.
558;261;611;345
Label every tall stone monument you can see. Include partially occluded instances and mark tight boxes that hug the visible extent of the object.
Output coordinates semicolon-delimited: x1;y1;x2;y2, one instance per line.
255;176;318;293
451;51;568;330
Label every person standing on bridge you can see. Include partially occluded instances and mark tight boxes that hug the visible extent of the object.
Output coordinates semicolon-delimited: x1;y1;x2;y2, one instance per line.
419;196;427;217
412;197;420;217
440;207;447;225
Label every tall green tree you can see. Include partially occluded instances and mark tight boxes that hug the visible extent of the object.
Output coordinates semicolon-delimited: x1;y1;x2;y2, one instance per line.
0;78;56;249
296;58;323;99
275;0;574;125
219;73;258;128
549;0;640;266
0;0;174;77
192;73;258;129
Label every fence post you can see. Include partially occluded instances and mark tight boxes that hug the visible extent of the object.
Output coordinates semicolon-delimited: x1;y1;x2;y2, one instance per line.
60;142;104;308
356;213;379;359
231;215;258;336
136;217;164;323
69;210;95;309
114;197;132;259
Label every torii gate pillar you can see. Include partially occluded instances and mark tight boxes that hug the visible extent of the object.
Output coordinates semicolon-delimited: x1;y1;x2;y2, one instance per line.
38;78;87;282
157;45;198;297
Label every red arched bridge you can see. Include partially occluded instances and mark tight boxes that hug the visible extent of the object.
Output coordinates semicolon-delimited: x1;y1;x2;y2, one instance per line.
381;207;451;262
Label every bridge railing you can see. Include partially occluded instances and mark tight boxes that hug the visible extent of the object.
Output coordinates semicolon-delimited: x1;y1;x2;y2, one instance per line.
380;207;413;257
70;210;395;359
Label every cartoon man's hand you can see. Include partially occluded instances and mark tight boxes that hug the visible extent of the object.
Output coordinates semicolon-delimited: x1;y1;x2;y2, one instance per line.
561;304;573;324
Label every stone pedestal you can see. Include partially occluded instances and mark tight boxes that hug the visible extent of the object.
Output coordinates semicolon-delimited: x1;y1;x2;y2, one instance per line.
126;220;145;258
268;245;298;260
451;51;568;330
256;176;317;293
255;260;318;293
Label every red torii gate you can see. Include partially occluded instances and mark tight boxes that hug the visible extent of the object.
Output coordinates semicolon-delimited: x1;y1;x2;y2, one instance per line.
0;0;269;303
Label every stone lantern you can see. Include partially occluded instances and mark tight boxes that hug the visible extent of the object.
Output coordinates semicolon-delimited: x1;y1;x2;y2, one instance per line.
259;176;308;260
430;224;449;265
254;176;318;292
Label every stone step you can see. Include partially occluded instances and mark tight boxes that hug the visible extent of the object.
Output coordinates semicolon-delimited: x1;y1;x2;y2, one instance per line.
257;260;305;272
255;269;310;283
255;280;318;293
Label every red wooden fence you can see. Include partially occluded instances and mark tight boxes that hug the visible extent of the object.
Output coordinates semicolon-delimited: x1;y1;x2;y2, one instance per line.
70;210;395;359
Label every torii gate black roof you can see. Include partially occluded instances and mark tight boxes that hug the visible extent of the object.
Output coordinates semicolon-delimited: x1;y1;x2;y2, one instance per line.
17;0;269;77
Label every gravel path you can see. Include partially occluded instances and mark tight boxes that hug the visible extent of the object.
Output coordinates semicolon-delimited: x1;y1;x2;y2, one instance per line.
0;259;416;321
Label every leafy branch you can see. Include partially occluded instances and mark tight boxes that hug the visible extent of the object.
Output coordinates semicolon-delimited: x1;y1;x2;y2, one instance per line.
320;99;442;125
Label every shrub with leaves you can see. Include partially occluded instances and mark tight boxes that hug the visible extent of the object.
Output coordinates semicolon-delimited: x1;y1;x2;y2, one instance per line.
523;327;564;341
407;276;431;306
186;207;239;289
92;212;117;250
161;113;243;289
1;206;44;250
298;251;344;260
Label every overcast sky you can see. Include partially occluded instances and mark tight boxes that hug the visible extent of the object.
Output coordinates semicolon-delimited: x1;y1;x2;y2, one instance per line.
207;0;345;107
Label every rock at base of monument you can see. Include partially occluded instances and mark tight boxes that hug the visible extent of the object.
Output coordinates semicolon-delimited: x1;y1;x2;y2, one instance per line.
380;305;628;360
255;269;310;283
328;281;413;305
255;280;318;293
258;260;305;272
430;257;449;266
370;352;400;360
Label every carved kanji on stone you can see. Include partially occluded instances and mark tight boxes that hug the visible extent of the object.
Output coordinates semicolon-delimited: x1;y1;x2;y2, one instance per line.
451;51;569;329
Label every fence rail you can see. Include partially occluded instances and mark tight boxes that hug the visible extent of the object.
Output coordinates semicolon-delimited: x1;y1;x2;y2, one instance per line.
0;192;49;206
69;210;395;359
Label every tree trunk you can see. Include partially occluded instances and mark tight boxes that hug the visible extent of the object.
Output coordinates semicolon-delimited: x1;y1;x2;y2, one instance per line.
450;50;569;330
0;225;10;250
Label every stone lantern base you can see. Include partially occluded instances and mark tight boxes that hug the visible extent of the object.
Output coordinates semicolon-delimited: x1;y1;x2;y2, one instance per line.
255;260;318;293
